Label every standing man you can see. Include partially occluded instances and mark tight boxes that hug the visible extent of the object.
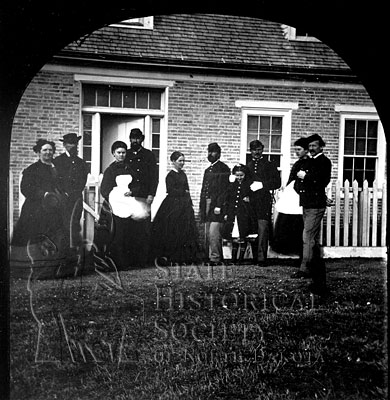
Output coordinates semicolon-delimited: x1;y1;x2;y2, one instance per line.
125;128;159;268
247;140;281;266
54;133;89;253
291;134;332;296
199;142;230;266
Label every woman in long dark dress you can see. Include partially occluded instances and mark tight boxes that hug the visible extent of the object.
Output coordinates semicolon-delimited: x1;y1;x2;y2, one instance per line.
151;151;198;264
271;138;309;256
222;164;256;264
99;140;149;269
10;139;69;276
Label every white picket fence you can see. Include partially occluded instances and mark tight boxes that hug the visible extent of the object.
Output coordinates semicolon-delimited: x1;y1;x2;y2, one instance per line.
9;172;387;257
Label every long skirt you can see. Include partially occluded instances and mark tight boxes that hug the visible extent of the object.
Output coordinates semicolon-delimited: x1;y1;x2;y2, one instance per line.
271;212;303;255
151;196;198;264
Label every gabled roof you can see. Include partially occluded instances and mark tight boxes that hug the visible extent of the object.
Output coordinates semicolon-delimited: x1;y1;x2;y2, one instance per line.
59;14;353;81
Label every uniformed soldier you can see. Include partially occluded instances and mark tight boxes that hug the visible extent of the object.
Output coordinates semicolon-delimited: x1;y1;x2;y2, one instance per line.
124;128;159;267
199;142;231;265
247;140;281;266
54;133;89;252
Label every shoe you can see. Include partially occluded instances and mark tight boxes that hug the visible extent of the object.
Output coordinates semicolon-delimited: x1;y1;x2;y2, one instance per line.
290;270;311;279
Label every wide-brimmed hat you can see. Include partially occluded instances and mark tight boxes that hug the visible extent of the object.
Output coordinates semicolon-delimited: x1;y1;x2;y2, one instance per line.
60;133;82;144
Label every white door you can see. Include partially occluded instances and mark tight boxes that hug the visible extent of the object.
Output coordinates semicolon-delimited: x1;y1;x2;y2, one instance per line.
101;115;144;173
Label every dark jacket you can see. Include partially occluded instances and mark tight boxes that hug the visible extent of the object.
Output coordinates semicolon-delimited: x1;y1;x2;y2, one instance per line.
223;179;256;239
125;147;159;199
199;160;231;223
100;161;136;200
287;156;311;194
297;153;332;208
247;157;281;221
53;153;89;201
11;161;64;245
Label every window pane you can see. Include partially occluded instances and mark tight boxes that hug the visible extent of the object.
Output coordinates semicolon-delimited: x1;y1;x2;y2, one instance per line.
365;158;376;171
344;157;353;170
247;134;258;148
259;116;270;134
345;120;355;137
367;121;378;138
354;157;364;170
110;88;122;107
271;135;281;151
83;147;91;162
83;131;91;146
258;135;270;151
247;116;258;133
83;114;92;130
344;138;355;155
367;138;377;155
152;149;159;163
355;139;366;155
356;120;366;138
136;90;148;108
152;134;160;148
83;86;96;106
271;117;282;133
96;87;109;107
150;91;162;109
152;119;161;133
123;90;135;108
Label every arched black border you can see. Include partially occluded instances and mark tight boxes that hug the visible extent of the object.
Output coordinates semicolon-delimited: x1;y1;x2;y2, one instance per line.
1;3;388;398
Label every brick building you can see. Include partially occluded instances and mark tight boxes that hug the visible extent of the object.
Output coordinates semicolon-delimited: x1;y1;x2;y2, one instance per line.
10;14;386;255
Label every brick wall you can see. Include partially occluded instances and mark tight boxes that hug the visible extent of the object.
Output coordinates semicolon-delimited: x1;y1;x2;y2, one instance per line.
10;71;80;221
10;70;375;233
165;80;374;217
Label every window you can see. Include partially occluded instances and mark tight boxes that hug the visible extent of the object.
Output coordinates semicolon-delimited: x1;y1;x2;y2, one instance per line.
111;16;153;30
151;118;161;165
336;105;386;187
83;85;163;110
236;100;298;184
247;115;282;165
82;114;92;170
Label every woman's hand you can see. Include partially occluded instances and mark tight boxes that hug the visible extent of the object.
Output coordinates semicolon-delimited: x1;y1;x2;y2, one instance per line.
124;191;132;197
243;196;250;202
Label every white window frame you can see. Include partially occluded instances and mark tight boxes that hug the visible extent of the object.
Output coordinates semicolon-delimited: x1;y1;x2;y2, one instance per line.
236;100;299;185
111;16;154;30
335;105;386;187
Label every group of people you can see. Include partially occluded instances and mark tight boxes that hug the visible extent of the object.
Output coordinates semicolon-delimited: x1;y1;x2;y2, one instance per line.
11;127;331;295
11;133;89;266
198;134;331;295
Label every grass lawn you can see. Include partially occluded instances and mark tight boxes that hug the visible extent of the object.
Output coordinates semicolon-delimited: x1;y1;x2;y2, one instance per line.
10;258;387;400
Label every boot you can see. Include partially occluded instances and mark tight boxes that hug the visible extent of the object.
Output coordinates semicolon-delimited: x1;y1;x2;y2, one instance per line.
231;243;239;264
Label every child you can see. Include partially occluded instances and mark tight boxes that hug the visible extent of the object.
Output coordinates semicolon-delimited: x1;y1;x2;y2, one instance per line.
223;164;256;264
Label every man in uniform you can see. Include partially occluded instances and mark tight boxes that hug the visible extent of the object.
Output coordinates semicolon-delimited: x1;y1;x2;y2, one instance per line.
247;140;281;266
54;133;89;253
125;128;159;267
199;142;230;265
